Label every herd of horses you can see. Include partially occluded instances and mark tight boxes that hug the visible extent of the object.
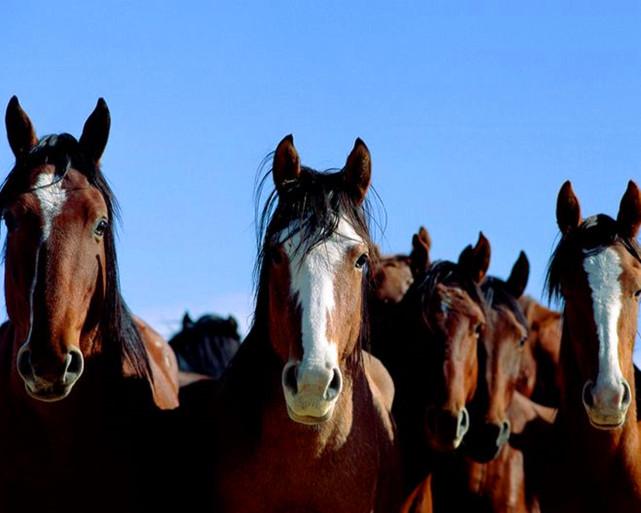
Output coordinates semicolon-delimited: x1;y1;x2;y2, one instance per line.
0;96;640;513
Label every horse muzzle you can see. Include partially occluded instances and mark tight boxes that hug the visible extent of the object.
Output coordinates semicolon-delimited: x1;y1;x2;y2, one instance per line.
281;361;343;425
582;379;631;430
17;344;84;402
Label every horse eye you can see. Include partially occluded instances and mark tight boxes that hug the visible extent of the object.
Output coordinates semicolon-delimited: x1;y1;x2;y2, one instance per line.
3;212;17;232
94;218;108;238
634;290;641;301
474;324;483;336
519;336;527;347
355;253;369;270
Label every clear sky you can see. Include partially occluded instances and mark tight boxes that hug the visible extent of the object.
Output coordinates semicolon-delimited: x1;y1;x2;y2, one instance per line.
2;2;641;358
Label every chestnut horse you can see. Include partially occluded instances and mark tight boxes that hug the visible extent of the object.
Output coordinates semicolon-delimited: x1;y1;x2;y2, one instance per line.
372;228;491;507
0;97;178;513
210;135;400;513
537;180;641;512
431;253;537;513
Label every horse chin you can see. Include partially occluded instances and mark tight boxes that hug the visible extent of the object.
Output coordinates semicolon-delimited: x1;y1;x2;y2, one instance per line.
586;411;626;431
24;382;75;403
286;404;335;426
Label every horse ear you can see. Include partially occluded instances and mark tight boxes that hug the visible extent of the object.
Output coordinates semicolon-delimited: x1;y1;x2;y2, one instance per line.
616;181;641;239
182;312;193;330
556;181;581;235
343;138;371;205
5;96;37;158
79;98;110;164
410;226;431;277
458;232;491;284
506;251;530;299
272;134;301;194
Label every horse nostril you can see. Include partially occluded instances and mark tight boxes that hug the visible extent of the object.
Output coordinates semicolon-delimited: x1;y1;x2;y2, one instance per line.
457;408;470;438
499;420;511;444
621;380;632;408
325;368;342;400
65;349;84;379
582;381;595;408
284;364;298;395
17;348;33;379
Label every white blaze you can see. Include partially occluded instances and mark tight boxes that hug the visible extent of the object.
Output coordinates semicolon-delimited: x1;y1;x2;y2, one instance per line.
583;247;624;392
33;173;66;240
283;217;362;370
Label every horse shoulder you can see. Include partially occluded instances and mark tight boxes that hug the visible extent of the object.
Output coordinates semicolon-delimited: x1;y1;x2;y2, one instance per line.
130;316;180;410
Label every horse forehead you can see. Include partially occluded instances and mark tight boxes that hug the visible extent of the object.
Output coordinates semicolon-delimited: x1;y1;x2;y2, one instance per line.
282;217;363;270
494;306;527;341
582;246;624;292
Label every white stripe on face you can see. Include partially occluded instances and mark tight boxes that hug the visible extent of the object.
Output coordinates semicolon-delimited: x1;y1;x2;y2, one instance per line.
283;217;363;370
583;247;624;392
33;172;66;240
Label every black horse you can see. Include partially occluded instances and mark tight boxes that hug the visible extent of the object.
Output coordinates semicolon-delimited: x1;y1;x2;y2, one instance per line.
169;313;241;380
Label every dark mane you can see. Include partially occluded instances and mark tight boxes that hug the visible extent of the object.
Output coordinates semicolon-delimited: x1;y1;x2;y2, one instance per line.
481;276;528;329
407;260;487;327
0;133;151;381
545;214;641;303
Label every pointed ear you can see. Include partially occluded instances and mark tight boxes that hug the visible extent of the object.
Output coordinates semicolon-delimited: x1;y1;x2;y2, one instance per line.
182;312;193;330
506;251;530;299
79;98;110;164
5;96;37;158
272;134;301;194
556;181;581;235
458;232;491;284
617;181;641;239
410;226;432;277
343;138;371;205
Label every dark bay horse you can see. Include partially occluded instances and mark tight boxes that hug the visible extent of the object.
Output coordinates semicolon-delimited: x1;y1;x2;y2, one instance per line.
211;135;400;513
0;97;179;513
431;253;538;513
536;180;641;512
371;227;491;508
169;312;241;380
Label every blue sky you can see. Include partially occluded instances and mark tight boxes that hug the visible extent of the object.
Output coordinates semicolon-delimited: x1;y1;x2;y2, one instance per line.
2;2;641;350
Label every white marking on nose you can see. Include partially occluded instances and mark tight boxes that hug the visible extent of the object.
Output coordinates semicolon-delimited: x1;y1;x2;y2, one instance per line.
33;172;66;240
583;247;625;397
283;217;362;372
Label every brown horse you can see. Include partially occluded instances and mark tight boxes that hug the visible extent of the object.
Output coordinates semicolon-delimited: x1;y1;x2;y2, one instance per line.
371;227;491;507
537;180;641;512
0;97;178;513
211;135;400;513
430;253;536;513
517;296;562;407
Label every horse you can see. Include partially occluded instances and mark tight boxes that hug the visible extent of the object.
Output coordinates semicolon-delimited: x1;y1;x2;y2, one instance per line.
169;312;241;380
0;97;179;513
536;180;641;512
369;225;431;306
517;296;562;407
371;226;491;508
430;253;541;513
210;135;400;513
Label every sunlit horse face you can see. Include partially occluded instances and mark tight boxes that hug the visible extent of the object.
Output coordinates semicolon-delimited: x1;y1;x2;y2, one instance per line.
3;97;111;401
415;232;491;451
552;180;641;429
266;135;372;425
467;253;529;462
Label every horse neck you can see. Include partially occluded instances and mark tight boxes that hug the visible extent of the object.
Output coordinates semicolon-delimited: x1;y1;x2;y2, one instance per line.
558;314;640;475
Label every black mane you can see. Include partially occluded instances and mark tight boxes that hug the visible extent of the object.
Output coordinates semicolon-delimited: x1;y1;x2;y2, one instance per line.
0;133;151;381
545;214;641;303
